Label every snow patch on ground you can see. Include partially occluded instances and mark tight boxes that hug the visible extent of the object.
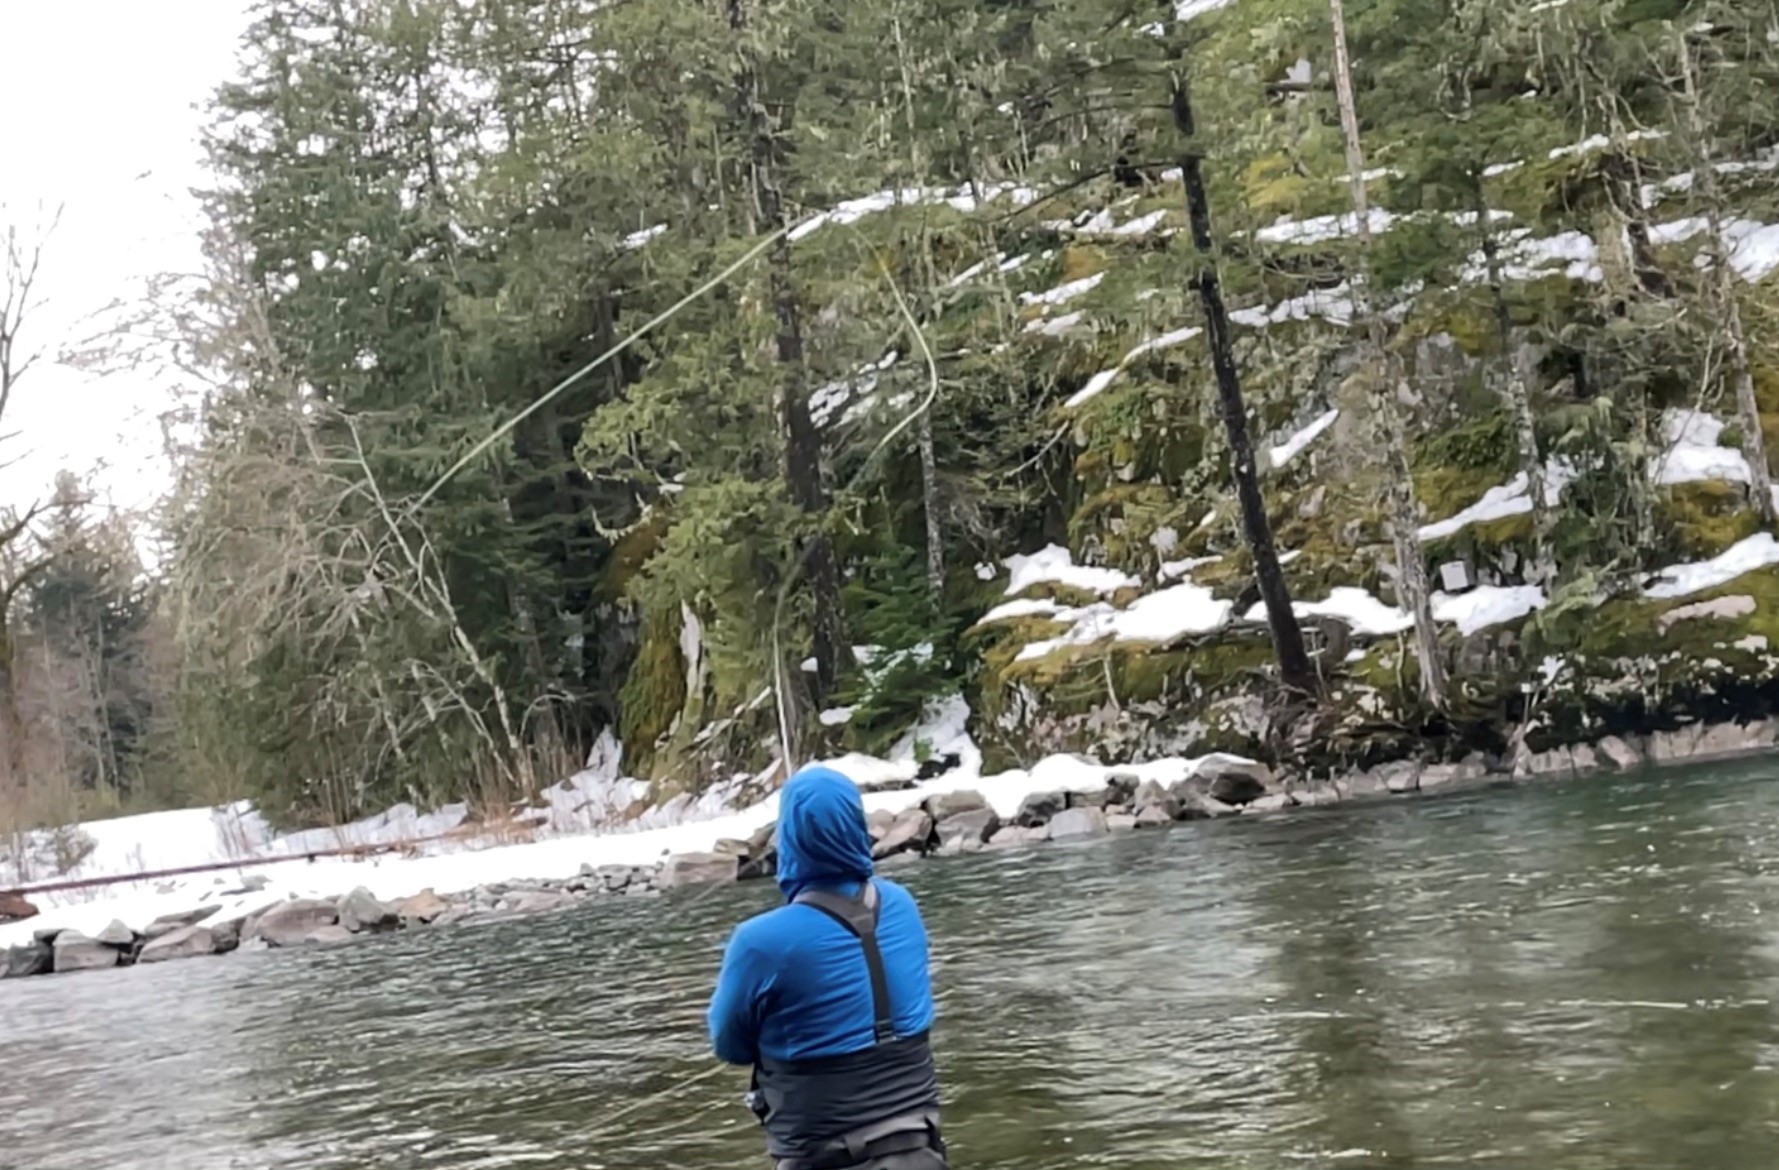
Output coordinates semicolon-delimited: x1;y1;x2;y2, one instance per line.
1065;325;1203;408
1270;408;1340;469
1004;544;1138;597
1643;533;1779;601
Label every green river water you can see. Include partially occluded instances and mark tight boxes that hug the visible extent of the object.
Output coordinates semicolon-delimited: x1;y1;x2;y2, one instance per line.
6;760;1779;1169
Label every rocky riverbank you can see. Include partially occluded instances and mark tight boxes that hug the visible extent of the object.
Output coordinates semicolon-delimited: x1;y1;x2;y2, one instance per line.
7;715;1779;982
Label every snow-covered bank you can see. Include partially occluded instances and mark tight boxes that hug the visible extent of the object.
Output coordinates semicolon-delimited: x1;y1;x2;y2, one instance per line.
0;696;1254;950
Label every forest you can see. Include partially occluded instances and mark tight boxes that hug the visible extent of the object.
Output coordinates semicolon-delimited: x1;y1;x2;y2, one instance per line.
3;0;1777;835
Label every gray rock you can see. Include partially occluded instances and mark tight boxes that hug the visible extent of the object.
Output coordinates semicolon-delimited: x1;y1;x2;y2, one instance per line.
713;838;752;857
1292;784;1341;807
144;906;220;939
1130;779;1179;820
211;917;244;954
1651;719;1779;764
393;889;451;925
985;826;1036;849
52;932;119;973
866;808;898;842
923;790;988;822
138;925;220;964
1242;793;1295;815
659;851;740;888
1418;759;1486;790
430;905;477;928
934;835;982;858
935;807;1000;850
1596;734;1644;771
1044;806;1109;842
501;889;577;915
1103;772;1140;806
1199;758;1273;804
95;920;135;947
221;873;271;896
1375;761;1420;793
1106;813;1138;832
337;887;399;933
31;926;64;944
871;810;933;859
3;941;52;978
247;898;340;947
1178;793;1238;818
1133;804;1174;828
588;865;634;893
1066;785;1111;810
1014;790;1067;828
302;924;356;945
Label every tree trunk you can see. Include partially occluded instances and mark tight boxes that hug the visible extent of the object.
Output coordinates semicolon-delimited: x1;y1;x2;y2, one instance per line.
1168;76;1318;701
729;0;849;713
1327;0;1449;710
1675;28;1776;527
0;612;24;791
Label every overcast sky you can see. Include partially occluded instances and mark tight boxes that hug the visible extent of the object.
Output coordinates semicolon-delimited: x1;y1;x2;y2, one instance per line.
0;0;251;521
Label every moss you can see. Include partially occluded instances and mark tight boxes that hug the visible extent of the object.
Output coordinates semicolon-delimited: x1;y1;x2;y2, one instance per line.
1069;484;1179;572
596;507;672;604
617;609;688;776
1656;481;1763;561
1060;244;1107;283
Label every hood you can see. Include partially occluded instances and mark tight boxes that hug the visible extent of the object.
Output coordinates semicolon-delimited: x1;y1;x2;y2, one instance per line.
775;765;875;899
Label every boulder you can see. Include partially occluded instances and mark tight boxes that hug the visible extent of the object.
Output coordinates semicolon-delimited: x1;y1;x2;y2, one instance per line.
585;865;634;893
1066;786;1111;810
1418;759;1486;791
1044;806;1109;842
1596;735;1645;771
659;852;740;889
3;941;52;978
1133;804;1174;828
501;889;577;915
866;809;898;842
1292;784;1341;808
337;887;399;933
713;838;752;857
871;810;933;859
739;821;779;880
1014;790;1067;828
1103;772;1140;806
222;873;271;896
95;919;136;947
1650;719;1779;764
1242;793;1295;815
1374;761;1420;793
247;898;340;947
922;790;988;823
393;889;451;925
211;917;244;954
138;925;221;964
934;807;999;851
1130;779;1178;820
986;826;1036;849
1106;813;1138;832
1199;758;1272;805
52;932;119;973
0;892;40;923
1178;793;1237;819
302;924;356;945
144;906;220;939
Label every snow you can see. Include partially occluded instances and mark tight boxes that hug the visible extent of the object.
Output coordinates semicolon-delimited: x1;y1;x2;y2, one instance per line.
818;707;855;727
620;224;666;251
1417;460;1577;542
1643;533;1779;601
787;181;1039;242
1230;283;1358;329
976;597;1067;625
1176;0;1235;19
1161;555;1222;581
1244;584;1547;637
0;695;1258;948
1105;209;1169;237
1015;581;1234;661
1433;585;1548;636
1653;409;1754;488
1549;129;1667;161
1026;310;1085;336
1003;543;1138;597
1065;325;1203;408
1019;272;1106;308
1269;408;1339;469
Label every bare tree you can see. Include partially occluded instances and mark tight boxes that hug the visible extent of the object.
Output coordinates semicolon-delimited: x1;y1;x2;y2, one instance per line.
0;209;64;788
1326;0;1450;711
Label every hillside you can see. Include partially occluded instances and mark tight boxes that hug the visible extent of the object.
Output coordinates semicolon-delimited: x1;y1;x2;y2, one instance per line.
7;0;1779;834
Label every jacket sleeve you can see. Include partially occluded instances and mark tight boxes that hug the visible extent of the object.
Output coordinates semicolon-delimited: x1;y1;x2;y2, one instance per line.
708;924;768;1065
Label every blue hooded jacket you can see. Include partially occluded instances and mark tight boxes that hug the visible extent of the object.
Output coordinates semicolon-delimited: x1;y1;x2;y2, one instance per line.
707;766;936;1066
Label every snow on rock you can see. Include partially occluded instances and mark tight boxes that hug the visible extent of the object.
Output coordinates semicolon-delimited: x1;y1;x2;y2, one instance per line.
1019;271;1106;309
1003;544;1138;597
1653;409;1753;488
977;597;1068;625
619;224;666;251
1026;310;1086;336
1417;459;1577;542
1432;585;1548;636
788;181;1039;242
1016;583;1234;662
1269;408;1340;469
1176;0;1236;20
1230;283;1358;329
1065;325;1203;408
818;707;856;727
1549;129;1667;161
1643;533;1779;601
1247;588;1413;637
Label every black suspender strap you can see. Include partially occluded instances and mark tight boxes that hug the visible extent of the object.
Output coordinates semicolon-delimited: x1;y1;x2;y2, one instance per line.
792;881;895;1043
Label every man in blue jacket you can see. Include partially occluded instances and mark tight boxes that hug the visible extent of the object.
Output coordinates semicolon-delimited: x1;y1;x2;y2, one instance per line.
708;765;947;1170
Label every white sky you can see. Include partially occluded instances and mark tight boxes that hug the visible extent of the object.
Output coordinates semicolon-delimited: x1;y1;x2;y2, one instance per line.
0;0;251;523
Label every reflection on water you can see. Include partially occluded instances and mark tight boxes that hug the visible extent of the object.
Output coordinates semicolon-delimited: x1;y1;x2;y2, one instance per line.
7;760;1779;1169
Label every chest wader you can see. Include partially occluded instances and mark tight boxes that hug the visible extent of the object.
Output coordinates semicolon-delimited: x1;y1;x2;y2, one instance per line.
745;880;945;1170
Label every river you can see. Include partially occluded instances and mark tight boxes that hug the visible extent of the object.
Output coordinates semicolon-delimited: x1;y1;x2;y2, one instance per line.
7;759;1779;1169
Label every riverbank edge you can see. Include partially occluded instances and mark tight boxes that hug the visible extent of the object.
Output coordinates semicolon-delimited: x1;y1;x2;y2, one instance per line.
5;714;1776;981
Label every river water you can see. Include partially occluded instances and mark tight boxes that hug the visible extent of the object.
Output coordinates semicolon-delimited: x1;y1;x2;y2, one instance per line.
8;760;1779;1169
